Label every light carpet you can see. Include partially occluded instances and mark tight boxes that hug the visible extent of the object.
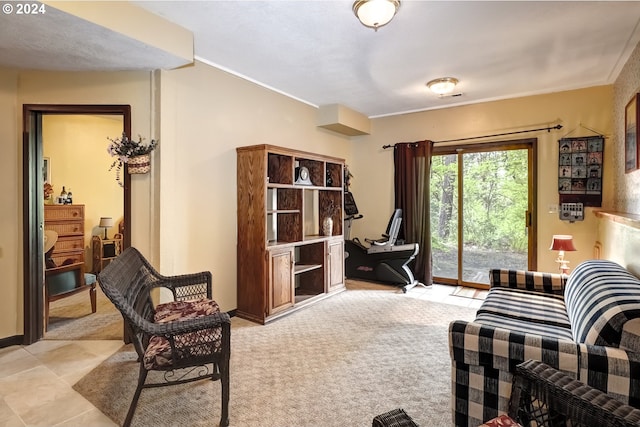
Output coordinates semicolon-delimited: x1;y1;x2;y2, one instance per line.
73;290;477;427
46;286;123;340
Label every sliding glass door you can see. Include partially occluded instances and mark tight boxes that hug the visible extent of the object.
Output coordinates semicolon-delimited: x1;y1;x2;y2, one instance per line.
430;139;536;288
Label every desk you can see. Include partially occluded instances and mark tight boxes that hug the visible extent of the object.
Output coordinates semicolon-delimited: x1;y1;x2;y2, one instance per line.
91;235;122;273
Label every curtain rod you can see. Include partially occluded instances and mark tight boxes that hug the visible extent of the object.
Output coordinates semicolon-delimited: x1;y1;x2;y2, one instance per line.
381;124;563;149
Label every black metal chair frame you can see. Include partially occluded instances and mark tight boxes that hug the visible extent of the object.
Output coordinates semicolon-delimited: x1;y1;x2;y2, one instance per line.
508;359;640;427
98;247;230;427
372;408;419;427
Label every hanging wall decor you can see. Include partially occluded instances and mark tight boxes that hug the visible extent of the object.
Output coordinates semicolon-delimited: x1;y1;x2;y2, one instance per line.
107;133;158;187
625;93;639;173
558;136;604;207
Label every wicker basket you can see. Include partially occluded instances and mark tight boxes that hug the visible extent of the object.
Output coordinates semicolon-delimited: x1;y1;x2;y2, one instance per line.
128;154;151;174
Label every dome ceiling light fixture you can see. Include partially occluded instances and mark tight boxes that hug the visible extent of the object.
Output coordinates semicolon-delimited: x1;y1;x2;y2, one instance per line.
426;77;460;96
353;0;401;31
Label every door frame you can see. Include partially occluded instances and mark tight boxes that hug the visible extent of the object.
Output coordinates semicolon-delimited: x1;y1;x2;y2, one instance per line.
22;104;131;344
432;138;537;288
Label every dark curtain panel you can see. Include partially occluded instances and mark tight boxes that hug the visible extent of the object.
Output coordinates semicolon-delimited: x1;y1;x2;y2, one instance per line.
393;140;434;285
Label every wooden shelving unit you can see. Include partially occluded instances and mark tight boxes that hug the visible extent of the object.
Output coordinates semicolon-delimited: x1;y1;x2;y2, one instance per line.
236;144;346;324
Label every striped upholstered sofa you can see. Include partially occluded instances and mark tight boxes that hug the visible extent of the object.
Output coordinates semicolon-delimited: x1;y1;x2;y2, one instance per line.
448;259;640;427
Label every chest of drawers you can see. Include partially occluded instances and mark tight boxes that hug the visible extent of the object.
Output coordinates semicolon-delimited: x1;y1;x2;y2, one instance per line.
44;204;85;266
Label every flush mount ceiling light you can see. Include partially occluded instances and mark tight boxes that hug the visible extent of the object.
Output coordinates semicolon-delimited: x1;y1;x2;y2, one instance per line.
353;0;401;31
426;77;459;96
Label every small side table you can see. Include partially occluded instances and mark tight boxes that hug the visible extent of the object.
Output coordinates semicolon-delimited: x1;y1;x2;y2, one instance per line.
92;235;123;273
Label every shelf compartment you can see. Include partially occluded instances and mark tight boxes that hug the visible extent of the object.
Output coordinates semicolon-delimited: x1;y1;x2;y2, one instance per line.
302;234;329;241
297;157;324;187
267;209;300;214
319;190;343;236
326;162;343;188
268;187;301;210
295;268;324;299
276;188;302;242
266;187;303;243
267;235;332;247
266;213;302;243
268;153;293;185
294;263;323;275
277;188;302;210
294;242;325;296
275;212;302;243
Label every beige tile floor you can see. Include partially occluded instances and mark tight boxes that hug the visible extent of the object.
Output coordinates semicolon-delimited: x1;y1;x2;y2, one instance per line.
0;340;122;426
0;283;483;426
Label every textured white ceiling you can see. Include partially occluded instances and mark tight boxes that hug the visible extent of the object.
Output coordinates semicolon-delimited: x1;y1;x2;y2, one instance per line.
0;4;189;71
2;1;640;117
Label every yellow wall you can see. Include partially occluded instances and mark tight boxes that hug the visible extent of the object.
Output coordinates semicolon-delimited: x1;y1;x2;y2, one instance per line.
2;46;639;340
17;70;155;257
0;62;355;339
42;114;124;270
0;70;154;339
0;68;20;338
156;62;353;309
349;86;613;274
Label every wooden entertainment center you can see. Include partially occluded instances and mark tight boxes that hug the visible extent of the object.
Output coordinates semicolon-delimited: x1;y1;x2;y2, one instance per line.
236;144;345;324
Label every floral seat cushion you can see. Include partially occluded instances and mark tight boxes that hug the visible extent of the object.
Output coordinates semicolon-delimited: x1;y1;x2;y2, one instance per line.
143;298;222;370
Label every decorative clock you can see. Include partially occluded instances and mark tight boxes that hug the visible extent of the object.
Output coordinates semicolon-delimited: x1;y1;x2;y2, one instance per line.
295;166;313;185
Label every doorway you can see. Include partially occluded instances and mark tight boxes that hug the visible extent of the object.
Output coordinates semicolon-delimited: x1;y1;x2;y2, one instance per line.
23;104;131;345
430;138;537;288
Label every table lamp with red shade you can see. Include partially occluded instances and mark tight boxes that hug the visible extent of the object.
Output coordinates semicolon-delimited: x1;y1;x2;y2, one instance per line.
550;234;576;274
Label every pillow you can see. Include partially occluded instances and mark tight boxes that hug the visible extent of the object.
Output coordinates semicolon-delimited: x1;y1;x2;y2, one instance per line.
143;298;222;370
565;260;640;346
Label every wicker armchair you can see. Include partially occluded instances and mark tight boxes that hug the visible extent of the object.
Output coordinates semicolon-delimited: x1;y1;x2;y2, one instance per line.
508;360;640;427
98;247;231;427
